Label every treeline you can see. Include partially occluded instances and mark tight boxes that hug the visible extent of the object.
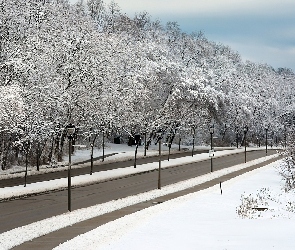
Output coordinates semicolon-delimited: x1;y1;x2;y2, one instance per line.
0;0;294;169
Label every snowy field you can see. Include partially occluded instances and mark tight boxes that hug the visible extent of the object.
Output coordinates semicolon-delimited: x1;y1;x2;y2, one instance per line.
0;144;292;250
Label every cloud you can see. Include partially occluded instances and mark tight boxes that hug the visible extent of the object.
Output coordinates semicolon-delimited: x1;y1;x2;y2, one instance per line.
224;40;295;70
69;0;295;72
104;0;295;17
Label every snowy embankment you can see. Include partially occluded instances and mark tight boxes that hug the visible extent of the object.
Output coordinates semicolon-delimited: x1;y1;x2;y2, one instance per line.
0;146;279;249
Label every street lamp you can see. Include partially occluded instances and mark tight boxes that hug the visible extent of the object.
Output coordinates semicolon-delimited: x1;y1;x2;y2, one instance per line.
265;125;269;156
134;134;140;168
90;142;94;175
177;129;181;151
235;127;239;148
156;129;163;189
244;126;248;163
23;140;31;187
101;122;105;162
167;133;172;161
284;124;287;148
66;123;75;212
144;123;148;156
209;124;214;172
191;126;196;157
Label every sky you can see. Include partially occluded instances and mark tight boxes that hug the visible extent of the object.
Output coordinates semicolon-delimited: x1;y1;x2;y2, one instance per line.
69;0;295;72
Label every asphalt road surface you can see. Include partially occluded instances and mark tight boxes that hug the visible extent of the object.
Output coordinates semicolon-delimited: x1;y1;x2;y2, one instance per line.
0;149;277;234
0;149;207;188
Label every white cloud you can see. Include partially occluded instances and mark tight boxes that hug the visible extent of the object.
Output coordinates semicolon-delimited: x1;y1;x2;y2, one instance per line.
102;0;295;17
68;0;295;72
224;39;295;70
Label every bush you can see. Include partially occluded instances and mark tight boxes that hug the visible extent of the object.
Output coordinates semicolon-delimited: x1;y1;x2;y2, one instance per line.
236;188;272;219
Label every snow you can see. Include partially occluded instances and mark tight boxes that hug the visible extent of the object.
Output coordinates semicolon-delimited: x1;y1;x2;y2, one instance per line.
54;160;295;250
0;144;292;250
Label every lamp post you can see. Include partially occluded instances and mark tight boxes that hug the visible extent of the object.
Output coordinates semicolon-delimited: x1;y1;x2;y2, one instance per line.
66;123;75;212
23;140;30;187
244;126;248;163
210;124;214;172
265;126;269;156
177;129;181;151
192;126;195;157
144;132;147;157
144;123;148;157
90;143;94;175
235;127;239;148
284;125;287;148
101;122;105;162
167;133;171;161
178;136;181;151
134;134;139;168
157;130;162;189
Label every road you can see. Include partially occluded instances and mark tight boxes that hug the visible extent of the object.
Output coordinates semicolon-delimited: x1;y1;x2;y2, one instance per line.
0;149;277;234
0;149;207;188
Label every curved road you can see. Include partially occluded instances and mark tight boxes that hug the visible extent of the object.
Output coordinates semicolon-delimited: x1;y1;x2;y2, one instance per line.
0;149;277;234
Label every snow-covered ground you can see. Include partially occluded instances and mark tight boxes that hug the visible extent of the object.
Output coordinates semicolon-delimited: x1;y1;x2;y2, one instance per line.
0;144;291;250
54;160;295;250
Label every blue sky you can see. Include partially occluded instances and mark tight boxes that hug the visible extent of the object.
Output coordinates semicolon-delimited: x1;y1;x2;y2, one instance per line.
69;0;295;72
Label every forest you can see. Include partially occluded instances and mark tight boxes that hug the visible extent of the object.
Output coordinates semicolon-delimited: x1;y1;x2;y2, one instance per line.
0;0;295;170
